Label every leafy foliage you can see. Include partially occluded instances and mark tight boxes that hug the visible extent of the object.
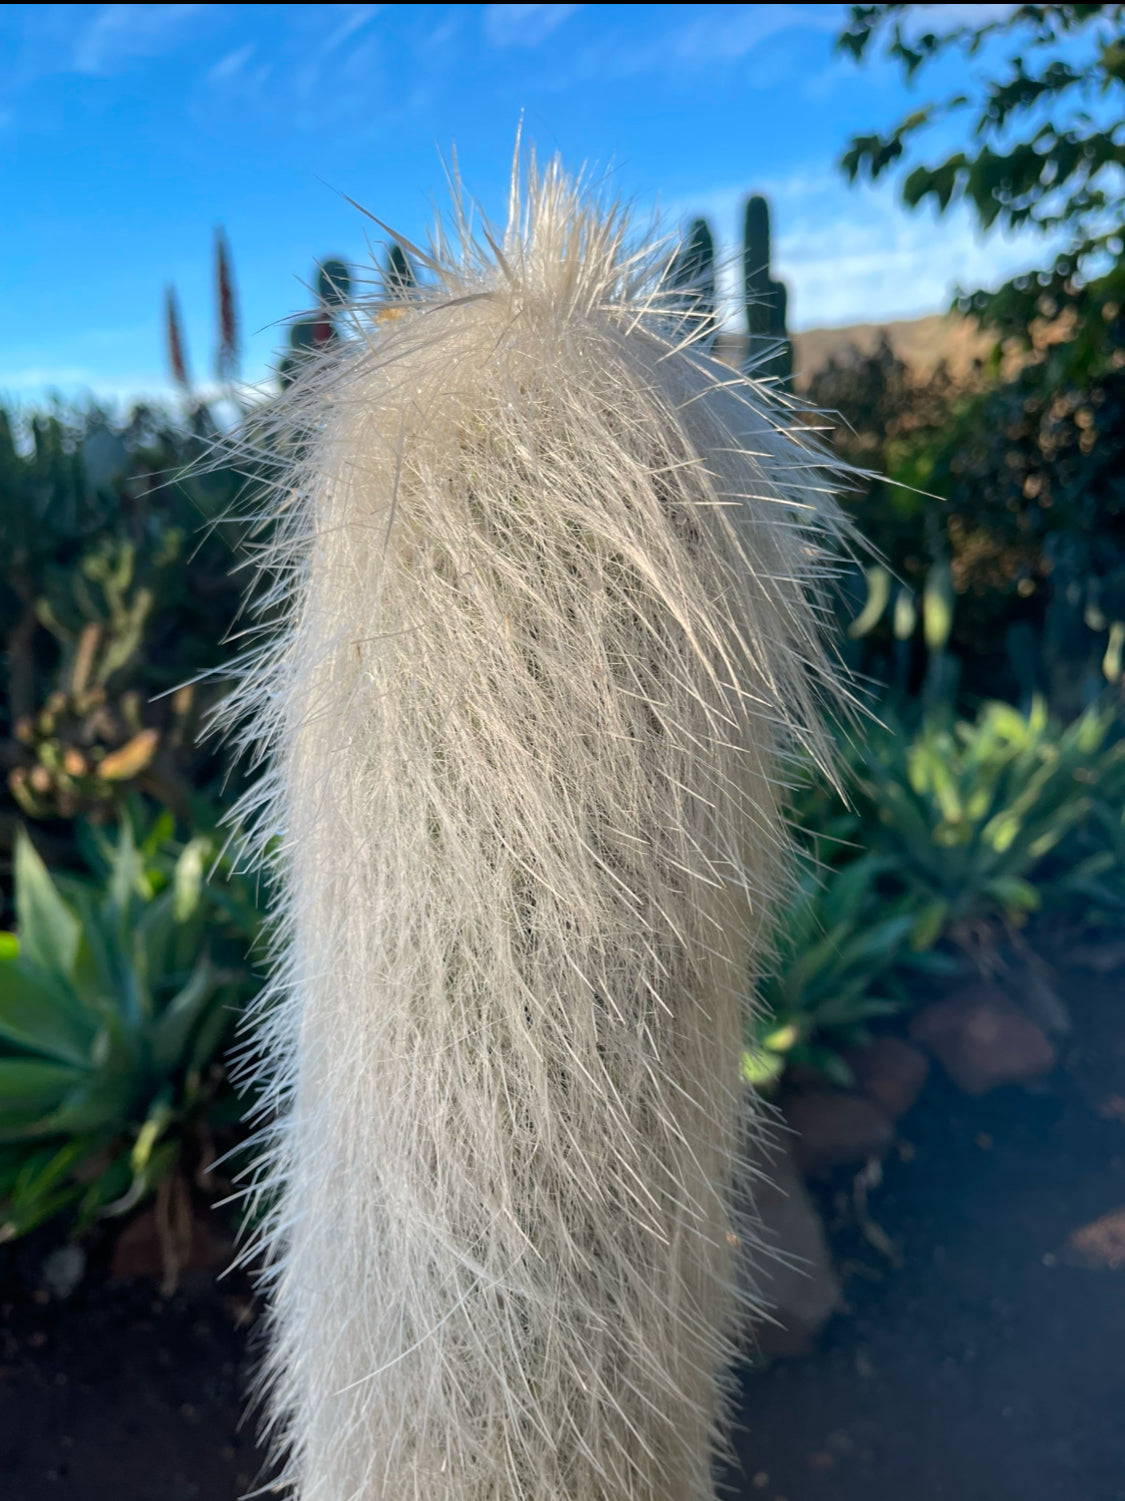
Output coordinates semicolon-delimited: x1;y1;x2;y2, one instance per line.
806;330;1125;710
850;696;1125;943
0;401;261;853
839;4;1125;380
745;854;920;1090
0;810;262;1241
749;696;1125;1087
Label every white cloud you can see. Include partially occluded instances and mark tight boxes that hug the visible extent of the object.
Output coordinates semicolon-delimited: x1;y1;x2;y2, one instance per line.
71;4;205;76
550;3;835;84
321;5;381;55
484;5;579;50
206;42;256;85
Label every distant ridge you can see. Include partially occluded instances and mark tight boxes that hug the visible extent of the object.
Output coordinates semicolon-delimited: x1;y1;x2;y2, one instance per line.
713;312;995;389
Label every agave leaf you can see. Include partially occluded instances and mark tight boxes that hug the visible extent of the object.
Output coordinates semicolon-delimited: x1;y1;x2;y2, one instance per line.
929;756;963;824
741;1048;785;1089
0;1144;89;1239
0;1058;86;1140
847;565;892;639
834;912;915;973
150;960;218;1078
910;897;948;951
983;700;1032;747
0;958;98;1067
173;838;209;923
186;984;238;1078
762;1021;800;1052
32;1062;140;1139
922;560;954;652
131;1090;174;1174
982;875;1041;913
134;890;180;997
14;832;80;980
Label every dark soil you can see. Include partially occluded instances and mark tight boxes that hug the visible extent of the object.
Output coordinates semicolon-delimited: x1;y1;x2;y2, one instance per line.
726;956;1125;1501
2;954;1123;1501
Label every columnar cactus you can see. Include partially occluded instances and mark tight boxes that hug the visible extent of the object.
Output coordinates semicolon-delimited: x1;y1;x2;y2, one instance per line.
742;195;792;384
279;258;354;387
224;154;849;1501
667;216;717;346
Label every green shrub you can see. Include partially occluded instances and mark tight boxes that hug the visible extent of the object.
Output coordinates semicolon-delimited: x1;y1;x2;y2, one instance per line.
0;401;262;863
749;697;1125;1087
745;854;923;1089
0;809;261;1241
853;697;1125;948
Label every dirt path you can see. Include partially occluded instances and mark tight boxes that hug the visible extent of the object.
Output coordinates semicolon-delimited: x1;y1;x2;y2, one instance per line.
2;964;1123;1501
726;964;1125;1501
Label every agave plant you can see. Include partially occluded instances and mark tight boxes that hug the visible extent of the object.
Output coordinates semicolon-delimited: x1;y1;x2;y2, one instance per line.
744;850;954;1089
0;811;261;1241
854;697;1125;949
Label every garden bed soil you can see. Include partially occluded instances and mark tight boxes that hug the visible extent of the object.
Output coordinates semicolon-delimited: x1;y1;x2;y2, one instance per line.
2;952;1123;1501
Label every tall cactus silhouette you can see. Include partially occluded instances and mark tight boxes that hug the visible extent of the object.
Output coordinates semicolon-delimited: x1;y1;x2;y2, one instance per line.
742;195;792;384
384;242;416;300
667;216;717;346
279;258;354;388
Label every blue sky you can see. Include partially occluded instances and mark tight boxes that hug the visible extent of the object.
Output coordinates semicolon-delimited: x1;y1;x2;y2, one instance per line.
1;2;1046;407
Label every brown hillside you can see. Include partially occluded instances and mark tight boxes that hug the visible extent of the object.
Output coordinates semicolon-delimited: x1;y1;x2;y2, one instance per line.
713;312;995;388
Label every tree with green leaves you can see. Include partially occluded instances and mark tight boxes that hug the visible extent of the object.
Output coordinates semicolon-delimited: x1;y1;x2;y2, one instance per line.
839;4;1125;379
830;5;1125;714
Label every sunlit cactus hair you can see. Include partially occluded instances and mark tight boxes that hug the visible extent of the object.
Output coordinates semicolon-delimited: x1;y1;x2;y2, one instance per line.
220;144;855;1501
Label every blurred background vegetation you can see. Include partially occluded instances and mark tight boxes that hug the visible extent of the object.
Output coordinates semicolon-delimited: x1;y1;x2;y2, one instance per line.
1;2;1123;1269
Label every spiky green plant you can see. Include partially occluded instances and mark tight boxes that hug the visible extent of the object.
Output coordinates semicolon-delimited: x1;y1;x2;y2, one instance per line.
854;697;1125;948
0;812;260;1241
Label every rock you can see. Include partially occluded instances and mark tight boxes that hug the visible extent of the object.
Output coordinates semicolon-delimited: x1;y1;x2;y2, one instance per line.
1014;964;1072;1038
910;984;1057;1097
845;1037;930;1121
783;1089;895;1176
743;1140;842;1357
1064;937;1125;975
110;1205;233;1286
41;1244;86;1300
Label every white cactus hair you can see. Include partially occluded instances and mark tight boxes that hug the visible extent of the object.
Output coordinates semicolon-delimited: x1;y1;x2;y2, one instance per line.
221;144;855;1501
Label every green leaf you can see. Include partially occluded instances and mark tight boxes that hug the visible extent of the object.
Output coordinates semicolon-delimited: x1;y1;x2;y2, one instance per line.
983;876;1041;913
982;811;1022;853
14;831;80;979
923;561;954;652
32;1064;140;1139
741;1048;785;1089
762;1021;800;1053
150;961;217;1077
173;838;208;923
892;586;917;640
847;565;892;639
910;898;949;951
131;1091;174;1175
0;959;97;1066
0;1058;85;1139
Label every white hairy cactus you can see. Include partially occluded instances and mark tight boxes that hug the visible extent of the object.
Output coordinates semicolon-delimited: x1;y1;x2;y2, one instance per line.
222;150;852;1501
